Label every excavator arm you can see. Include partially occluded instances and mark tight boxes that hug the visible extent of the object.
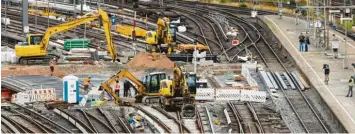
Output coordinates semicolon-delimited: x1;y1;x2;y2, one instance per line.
38;9;117;61
100;69;146;104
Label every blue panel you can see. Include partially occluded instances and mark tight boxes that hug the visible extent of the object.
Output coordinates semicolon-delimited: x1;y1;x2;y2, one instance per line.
76;81;79;103
64;81;68;102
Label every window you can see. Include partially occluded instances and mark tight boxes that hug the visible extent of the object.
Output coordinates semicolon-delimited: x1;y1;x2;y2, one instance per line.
150;75;159;93
147;32;152;38
30;36;43;45
187;76;196;87
161;81;168;88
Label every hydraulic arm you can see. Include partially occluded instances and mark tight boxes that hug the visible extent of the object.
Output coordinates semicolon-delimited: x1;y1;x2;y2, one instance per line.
100;69;146;104
15;8;117;64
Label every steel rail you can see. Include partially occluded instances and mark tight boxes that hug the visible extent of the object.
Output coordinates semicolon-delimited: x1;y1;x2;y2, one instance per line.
12;103;73;133
1;116;22;133
171;10;212;55
97;108;119;133
227;102;244;133
151;105;191;133
84;111;117;133
172;6;230;61
133;105;171;133
10;109;54;133
1;115;33;133
108;109;133;133
196;106;205;133
205;106;215;134
205;15;229;41
246;102;265;133
78;109;98;133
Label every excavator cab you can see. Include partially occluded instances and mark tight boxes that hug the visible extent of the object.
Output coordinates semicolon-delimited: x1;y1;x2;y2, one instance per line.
142;72;167;94
159;79;173;96
15;34;46;57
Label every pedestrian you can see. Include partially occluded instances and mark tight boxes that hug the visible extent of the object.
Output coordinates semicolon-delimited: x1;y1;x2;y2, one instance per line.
49;57;56;76
83;76;93;93
304;32;310;52
124;80;130;97
114;80;120;97
323;64;330;85
346;76;354;97
299;33;305;51
331;34;339;58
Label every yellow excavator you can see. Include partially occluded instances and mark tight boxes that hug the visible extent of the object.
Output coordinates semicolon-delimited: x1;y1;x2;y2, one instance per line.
146;17;175;54
99;69;168;105
146;17;209;55
15;9;117;64
100;64;196;110
159;64;196;110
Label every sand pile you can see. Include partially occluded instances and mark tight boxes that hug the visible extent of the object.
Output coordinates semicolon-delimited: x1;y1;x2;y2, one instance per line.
127;52;174;69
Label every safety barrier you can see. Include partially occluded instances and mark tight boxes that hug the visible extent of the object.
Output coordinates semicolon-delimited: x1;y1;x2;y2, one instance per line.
11;88;57;104
240;90;266;103
215;89;241;101
241;64;259;90
195;88;266;102
195;88;215;101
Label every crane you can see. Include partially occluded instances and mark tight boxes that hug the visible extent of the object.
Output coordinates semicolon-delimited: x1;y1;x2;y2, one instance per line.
15;8;117;64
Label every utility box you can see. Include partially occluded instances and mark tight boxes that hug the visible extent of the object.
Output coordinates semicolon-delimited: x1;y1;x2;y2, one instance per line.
63;75;79;103
64;39;89;51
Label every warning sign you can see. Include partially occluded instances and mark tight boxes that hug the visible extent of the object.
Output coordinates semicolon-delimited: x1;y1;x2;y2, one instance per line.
232;40;239;46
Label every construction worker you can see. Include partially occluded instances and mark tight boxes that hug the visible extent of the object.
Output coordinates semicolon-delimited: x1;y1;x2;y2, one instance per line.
346;76;354;97
49;57;56;76
124;80;130;97
114;80;120;97
83;76;93;92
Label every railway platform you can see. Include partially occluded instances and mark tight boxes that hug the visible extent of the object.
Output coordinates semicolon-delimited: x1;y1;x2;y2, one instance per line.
259;15;355;132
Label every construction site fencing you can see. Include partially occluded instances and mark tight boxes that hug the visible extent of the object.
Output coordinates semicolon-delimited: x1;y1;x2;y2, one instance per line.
11;88;57;104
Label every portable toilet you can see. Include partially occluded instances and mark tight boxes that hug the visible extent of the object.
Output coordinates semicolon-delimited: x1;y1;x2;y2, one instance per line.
63;75;79;103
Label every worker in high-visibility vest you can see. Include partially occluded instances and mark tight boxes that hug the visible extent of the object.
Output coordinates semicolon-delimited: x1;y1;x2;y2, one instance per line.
49;57;56;76
83;76;93;92
114;80;120;97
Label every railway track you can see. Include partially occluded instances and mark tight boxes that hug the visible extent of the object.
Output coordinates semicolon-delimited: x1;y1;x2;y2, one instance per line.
1;7;146;51
173;1;330;133
133;105;192;133
2;103;74;133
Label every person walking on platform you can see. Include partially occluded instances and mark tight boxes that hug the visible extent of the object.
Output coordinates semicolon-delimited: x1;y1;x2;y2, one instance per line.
346;76;354;97
124;80;130;97
304;32;310;52
114;80;120;97
323;64;330;85
49;57;56;76
331;34;339;58
299;33;305;51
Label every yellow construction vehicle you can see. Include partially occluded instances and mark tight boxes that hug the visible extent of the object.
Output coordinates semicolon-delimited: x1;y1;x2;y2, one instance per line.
99;69;168;104
115;25;147;38
15;9;117;64
158;64;196;110
177;43;209;53
39;7;60;17
146;17;175;54
28;6;38;15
